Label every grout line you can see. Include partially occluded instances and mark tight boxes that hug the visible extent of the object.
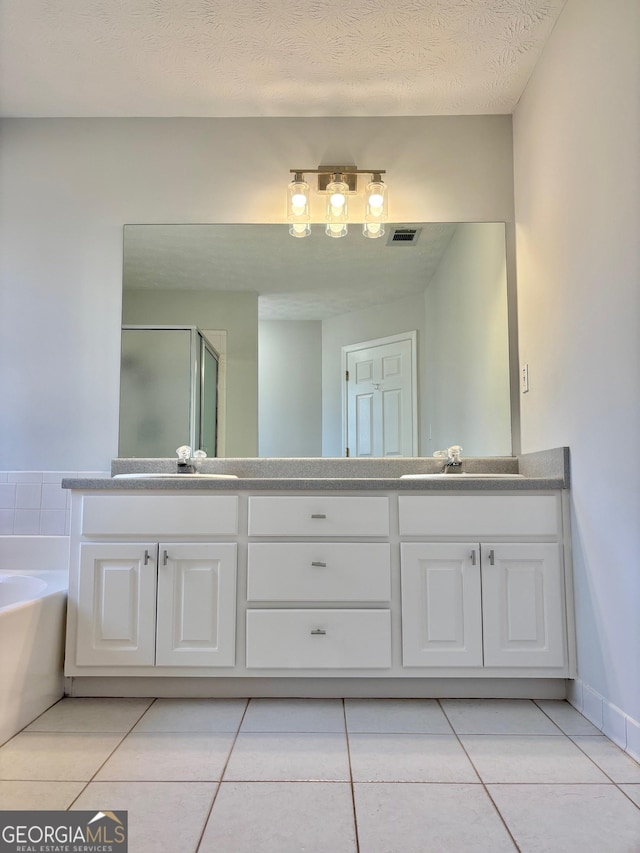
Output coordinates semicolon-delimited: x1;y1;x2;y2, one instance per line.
66;698;159;810
343;699;361;853
194;698;250;853
436;699;522;853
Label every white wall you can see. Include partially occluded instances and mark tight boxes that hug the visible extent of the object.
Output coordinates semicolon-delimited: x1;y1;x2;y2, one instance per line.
514;0;640;730
424;223;511;456
0;116;513;469
258;320;322;457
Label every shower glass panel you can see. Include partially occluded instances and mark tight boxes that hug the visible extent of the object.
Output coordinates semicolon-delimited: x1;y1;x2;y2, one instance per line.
118;326;219;458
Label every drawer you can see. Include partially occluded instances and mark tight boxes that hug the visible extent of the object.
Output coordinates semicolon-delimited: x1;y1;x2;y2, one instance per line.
81;495;238;537
398;495;560;538
248;496;389;537
246;609;391;669
247;543;391;602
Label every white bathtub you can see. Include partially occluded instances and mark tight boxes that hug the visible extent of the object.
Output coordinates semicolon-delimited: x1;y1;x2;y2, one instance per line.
0;537;69;745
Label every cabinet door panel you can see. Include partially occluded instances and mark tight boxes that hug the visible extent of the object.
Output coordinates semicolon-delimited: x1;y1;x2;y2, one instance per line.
401;543;482;667
156;543;237;666
481;543;566;667
76;543;157;666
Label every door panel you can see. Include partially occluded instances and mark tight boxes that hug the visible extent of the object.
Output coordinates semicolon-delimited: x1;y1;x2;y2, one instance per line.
401;543;483;667
156;543;237;666
76;543;157;666
481;543;566;667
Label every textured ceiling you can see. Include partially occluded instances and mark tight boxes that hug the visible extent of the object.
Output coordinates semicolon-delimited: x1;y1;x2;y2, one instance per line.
1;0;566;117
123;223;460;320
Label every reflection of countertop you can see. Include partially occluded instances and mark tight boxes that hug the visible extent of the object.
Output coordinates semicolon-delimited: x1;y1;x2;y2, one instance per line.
62;476;565;491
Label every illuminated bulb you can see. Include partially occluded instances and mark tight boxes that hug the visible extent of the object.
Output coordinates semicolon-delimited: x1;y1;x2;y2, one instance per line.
326;223;348;238
330;191;346;210
289;222;311;238
291;193;308;215
368;193;384;212
363;222;384;239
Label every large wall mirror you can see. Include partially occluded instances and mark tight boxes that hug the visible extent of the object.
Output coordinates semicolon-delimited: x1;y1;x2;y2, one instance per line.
120;222;513;458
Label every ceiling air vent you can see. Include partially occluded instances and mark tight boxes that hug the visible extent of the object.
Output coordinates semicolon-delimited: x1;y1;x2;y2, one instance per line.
386;226;422;246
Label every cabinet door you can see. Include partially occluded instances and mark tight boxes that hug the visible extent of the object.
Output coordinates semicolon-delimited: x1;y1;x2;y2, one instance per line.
76;543;157;666
481;543;566;668
156;543;237;667
400;543;482;667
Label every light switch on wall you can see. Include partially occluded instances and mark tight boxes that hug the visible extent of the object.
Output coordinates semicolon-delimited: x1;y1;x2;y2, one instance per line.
521;363;530;393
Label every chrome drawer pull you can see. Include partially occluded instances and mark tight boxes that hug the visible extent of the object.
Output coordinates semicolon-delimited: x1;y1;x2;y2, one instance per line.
144;549;151;565
470;550;476;566
310;513;327;519
311;561;327;567
310;628;327;636
488;549;495;566
162;549;169;566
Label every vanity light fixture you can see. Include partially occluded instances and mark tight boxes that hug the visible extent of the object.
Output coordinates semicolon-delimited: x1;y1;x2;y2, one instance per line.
287;166;387;239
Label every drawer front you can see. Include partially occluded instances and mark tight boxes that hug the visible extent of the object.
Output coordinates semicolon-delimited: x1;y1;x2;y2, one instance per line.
246;609;391;669
247;543;391;602
81;495;238;537
398;495;560;538
248;496;389;537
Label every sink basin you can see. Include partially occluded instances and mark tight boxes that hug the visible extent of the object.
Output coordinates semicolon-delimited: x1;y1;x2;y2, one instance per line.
113;473;238;480
400;473;524;480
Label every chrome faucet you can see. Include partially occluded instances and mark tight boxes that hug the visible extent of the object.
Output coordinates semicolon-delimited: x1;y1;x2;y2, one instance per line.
434;445;463;473
175;446;207;474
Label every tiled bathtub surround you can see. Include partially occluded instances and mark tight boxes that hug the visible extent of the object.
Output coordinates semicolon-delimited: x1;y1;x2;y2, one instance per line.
0;698;638;852
0;471;109;535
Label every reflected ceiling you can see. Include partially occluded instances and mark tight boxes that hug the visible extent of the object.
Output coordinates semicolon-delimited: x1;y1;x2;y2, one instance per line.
123;223;458;320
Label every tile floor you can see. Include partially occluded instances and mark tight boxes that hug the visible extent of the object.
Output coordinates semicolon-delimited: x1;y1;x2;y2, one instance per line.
0;697;639;852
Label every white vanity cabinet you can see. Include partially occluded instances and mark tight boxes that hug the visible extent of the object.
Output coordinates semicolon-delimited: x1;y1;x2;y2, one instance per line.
246;496;392;670
66;494;238;674
399;496;569;673
75;541;236;667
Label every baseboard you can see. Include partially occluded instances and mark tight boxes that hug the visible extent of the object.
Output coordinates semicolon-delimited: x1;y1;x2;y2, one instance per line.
567;677;640;762
65;676;567;701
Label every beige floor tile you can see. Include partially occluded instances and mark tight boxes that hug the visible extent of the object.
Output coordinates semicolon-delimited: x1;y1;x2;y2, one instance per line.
349;733;478;782
133;698;247;733
488;783;640;852
572;735;640;783
199;782;357;852
534;699;601;735
25;698;153;732
71;780;216;853
460;735;610;783
354;783;516;852
345;698;452;733
0;732;124;781
620;784;640;807
94;732;235;782
441;699;561;735
240;698;345;732
0;780;86;809
223;732;350;781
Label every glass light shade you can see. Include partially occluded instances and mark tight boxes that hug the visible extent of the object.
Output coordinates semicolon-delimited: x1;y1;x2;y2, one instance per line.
363;222;385;239
325;177;349;225
289;222;311;238
326;223;348;238
287;179;310;222
365;180;388;225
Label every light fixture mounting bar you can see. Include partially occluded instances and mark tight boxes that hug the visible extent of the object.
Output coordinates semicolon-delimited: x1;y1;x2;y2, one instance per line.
290;166;386;194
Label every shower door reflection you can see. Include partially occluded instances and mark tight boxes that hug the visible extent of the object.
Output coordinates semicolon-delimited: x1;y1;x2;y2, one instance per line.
119;325;219;458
